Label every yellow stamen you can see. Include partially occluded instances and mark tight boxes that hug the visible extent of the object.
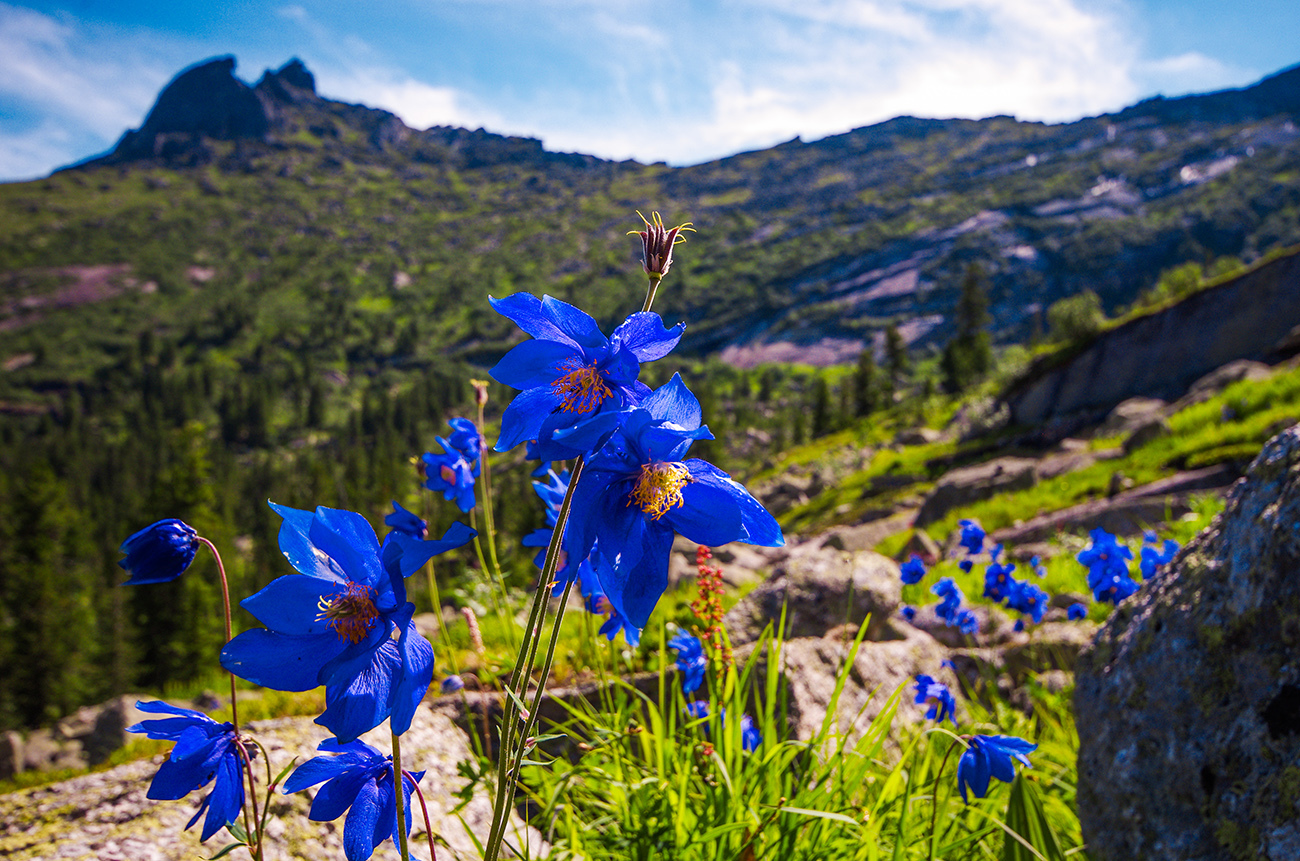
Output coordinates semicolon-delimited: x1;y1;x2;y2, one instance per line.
316;582;380;645
629;462;692;520
552;359;611;414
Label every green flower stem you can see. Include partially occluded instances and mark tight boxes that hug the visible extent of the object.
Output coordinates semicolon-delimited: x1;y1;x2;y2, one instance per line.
469;510;516;651
482;457;584;861
422;559;461;677
642;275;662;313
476;400;503;582
928;737;964;861
393;730;410;861
197;536;263;861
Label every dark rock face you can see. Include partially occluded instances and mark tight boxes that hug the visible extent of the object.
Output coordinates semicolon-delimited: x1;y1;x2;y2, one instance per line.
1075;423;1300;861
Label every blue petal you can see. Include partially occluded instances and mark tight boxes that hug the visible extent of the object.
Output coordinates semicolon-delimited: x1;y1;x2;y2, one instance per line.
311;770;375;824
284;755;353;795
640;374;702;429
561;468;623;568
490;339;578;390
551;409;633;455
541;295;607;350
674;460;783;547
664;468;744;547
987;749;1016;784
490;293;578;349
957;748;976;803
171;725;219;762
495;386;560;452
613;312;685;362
240;575;336;635
310;507;382;588
270;501;347;581
343;776;385;861
221;629;344;691
316;637;403;743
382;522;476;580
201;750;245;841
600;522;673;629
389;607;434;735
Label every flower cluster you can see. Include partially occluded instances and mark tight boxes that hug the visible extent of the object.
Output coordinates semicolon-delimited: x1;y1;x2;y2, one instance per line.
1139;530;1180;579
421;417;482;513
931;577;978;635
1077;527;1139;604
913;674;957;725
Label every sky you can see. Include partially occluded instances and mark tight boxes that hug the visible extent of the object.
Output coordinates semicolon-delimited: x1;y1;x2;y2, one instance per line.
1;0;1297;182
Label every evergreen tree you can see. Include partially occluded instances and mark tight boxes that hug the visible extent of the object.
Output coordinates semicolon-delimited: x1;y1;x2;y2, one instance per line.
854;347;882;417
884;324;909;382
811;377;833;438
941;263;993;393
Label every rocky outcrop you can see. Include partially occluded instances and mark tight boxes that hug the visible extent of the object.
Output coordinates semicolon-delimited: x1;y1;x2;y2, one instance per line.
914;456;1038;526
1003;248;1300;429
1075;422;1300;861
722;545;902;645
0;705;542;860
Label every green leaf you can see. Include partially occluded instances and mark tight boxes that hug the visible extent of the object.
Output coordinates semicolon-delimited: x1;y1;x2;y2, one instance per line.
226;819;249;843
211;841;247;859
1001;775;1066;861
272;755;300;787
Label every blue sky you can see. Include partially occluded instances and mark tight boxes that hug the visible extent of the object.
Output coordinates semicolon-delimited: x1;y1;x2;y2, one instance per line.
1;0;1297;182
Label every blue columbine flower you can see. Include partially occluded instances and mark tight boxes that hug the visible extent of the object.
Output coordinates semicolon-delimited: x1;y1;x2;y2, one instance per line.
900;554;927;585
119;519;199;585
1006;580;1049;625
1067;602;1088;621
560;375;782;633
283;738;424;861
127;701;245;842
383;501;427;539
1079;528;1139;604
670;631;708;694
421;449;478;514
913;674;957;725
488;292;685;460
220;503;474;742
956;734;1037;802
958;520;985;555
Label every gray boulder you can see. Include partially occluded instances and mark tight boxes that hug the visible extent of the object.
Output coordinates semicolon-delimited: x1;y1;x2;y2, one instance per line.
723;547;902;645
915;456;1038;526
1075;423;1300;861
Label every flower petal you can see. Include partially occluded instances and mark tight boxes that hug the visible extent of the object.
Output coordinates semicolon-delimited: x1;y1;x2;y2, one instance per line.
673;460;783;547
311;769;375;823
201;749;245;842
343;775;385;861
599;521;672;630
221;629;344;692
495;385;559;452
270;501;346;581
640;373;702;429
309;507;382;588
239;574;337;634
613;312;685;362
490;293;578;349
490;339;578;390
389;607;434;735
316;637;403;743
541;295;607;350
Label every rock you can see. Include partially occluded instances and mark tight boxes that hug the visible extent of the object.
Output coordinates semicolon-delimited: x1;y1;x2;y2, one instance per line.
1075;422;1300;861
895;529;942;564
818;511;915;553
738;626;954;742
1169;359;1274;412
722;547;902;645
900;602;1019;648
914;457;1038;526
84;698;150;766
1001;622;1097;681
1122;417;1171;454
0;731;22;780
894;426;944;446
1095;397;1168;438
20;729;84;773
0;706;542;860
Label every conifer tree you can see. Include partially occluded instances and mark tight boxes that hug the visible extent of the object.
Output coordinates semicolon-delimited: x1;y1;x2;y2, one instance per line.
941;263;993;393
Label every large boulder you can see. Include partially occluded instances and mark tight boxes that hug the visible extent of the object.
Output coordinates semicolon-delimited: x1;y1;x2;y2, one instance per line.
1075;423;1300;861
914;456;1038;526
722;546;902;645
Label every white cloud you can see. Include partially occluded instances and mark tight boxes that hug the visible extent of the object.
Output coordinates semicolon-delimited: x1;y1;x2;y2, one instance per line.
317;69;503;132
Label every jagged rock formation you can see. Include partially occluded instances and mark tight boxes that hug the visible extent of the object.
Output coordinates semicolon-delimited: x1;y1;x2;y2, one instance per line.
1075;422;1300;861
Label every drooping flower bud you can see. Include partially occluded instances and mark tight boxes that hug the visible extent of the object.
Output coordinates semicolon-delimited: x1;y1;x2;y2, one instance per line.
629;210;693;282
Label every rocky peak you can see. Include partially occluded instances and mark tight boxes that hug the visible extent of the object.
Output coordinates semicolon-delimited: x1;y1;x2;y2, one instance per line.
254;57;318;103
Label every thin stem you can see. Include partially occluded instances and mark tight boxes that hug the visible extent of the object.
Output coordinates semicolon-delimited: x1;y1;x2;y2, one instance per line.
483;457;584;861
423;558;461;677
641;276;661;313
476;401;503;581
407;771;439;861
928;737;964;861
198;536;261;861
393;730;411;861
469;510;516;651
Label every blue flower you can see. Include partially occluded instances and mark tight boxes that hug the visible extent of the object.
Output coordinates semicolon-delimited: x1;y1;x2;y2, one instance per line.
220;503;474;742
958;520;985;555
740;714;762;752
900;554;927;585
1139;535;1179;580
525;439;552;478
383;501;427;539
421;449;477;514
901;606;916;622
914;674;957;725
1006;580;1049;625
119;519;199;585
1078;528;1139;605
1067;602;1088;621
489;292;685;460
1030;555;1048;578
442;417;481;468
956;735;1036;802
440;675;465;694
982;561;1018;603
670;632;708;694
685;700;711;721
127;701;245;842
954;608;979;636
931;577;963;625
561;375;783;632
282;739;424;861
